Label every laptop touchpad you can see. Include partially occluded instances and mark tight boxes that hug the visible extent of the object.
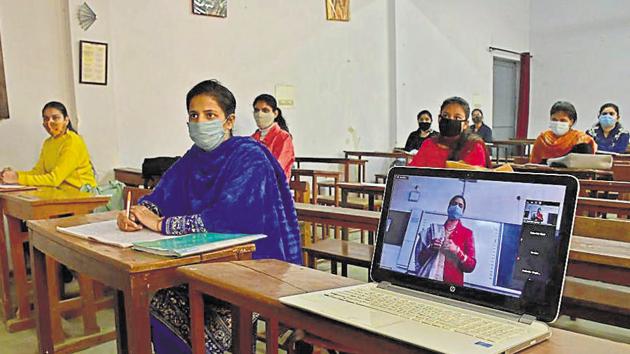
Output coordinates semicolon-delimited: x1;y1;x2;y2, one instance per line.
343;310;404;328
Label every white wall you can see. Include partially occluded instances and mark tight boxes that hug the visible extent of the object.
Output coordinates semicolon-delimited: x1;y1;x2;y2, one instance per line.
394;0;530;145
0;0;76;170
110;0;394;170
529;0;630;136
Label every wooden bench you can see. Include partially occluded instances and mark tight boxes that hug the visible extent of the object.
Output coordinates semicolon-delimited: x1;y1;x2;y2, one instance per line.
576;196;630;218
303;239;373;278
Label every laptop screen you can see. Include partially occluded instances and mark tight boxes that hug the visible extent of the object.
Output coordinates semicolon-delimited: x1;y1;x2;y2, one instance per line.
371;167;578;322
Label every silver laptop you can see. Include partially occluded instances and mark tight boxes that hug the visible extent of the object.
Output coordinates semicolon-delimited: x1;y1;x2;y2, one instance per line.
281;167;578;354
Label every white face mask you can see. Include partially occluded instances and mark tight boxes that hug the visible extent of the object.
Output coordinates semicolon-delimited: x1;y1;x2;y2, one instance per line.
254;111;275;130
549;121;570;136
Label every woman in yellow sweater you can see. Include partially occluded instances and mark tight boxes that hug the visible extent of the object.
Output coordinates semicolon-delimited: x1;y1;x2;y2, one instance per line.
1;101;96;190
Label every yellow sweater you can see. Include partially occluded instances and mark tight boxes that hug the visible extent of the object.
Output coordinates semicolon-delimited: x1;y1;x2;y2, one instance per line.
18;130;97;190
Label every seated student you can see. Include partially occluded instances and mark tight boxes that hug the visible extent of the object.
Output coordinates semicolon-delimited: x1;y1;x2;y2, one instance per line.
0;101;96;190
117;80;302;354
469;108;493;142
586;103;629;153
530;101;597;164
409;97;490;168
251;94;295;180
403;110;438;152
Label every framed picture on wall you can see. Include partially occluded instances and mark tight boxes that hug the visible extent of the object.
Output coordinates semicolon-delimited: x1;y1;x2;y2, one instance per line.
192;0;227;18
326;0;350;21
79;40;108;85
0;34;9;119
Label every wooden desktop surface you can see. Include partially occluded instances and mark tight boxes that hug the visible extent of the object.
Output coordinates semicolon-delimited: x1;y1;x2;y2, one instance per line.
28;211;255;354
179;260;630;354
511;164;613;180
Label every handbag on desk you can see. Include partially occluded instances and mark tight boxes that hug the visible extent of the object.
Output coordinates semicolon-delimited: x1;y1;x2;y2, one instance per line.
141;156;180;188
81;180;125;212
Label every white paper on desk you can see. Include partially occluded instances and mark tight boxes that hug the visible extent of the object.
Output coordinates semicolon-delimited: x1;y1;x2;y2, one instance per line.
0;184;33;189
57;220;177;248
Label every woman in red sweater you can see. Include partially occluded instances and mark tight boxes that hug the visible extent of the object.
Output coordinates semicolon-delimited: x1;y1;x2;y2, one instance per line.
414;195;477;286
251;94;295;181
409;96;490;168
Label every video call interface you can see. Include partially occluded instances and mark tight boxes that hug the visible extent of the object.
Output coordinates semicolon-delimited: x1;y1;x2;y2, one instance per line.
378;175;567;298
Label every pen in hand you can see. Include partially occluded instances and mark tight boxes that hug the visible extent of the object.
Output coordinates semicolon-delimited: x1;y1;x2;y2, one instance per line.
126;190;132;220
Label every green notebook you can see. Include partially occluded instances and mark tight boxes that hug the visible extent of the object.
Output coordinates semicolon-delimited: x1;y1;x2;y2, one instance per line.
132;232;266;257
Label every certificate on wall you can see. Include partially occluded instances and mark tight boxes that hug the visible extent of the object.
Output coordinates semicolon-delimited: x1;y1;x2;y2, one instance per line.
79;40;108;85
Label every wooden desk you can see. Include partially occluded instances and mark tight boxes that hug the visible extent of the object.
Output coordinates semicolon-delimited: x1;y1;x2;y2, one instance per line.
336;182;385;211
0;188;109;333
511;164;613;180
180;260;630;354
294;202;380;234
576;197;630;218
488;139;535;164
291;169;341;205
114;167;145;187
294;157;367;182
343;150;413;171
28;212;255;354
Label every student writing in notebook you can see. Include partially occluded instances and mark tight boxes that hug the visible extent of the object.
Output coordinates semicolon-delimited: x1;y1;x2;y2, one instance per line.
408;97;490;168
116;79;301;354
529;101;597;164
251;93;295;181
414;195;476;286
0;101;96;190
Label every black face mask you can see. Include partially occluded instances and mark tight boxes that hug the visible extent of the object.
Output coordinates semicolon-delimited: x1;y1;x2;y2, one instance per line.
418;121;431;131
439;118;463;137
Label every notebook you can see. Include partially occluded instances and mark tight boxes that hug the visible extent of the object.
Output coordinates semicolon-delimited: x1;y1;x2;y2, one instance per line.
281;167;578;354
57;220;175;247
132;233;266;257
0;184;36;192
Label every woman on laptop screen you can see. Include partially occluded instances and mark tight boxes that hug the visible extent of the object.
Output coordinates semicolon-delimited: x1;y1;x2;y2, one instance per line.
116;79;302;354
408;97;490;168
414;195;477;286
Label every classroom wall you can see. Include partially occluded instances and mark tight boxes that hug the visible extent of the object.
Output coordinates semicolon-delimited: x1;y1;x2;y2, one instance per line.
0;0;76;171
110;0;395;171
529;0;630;136
393;0;530;146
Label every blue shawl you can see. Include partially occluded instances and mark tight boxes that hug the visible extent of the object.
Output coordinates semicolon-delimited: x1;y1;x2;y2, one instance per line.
140;136;302;265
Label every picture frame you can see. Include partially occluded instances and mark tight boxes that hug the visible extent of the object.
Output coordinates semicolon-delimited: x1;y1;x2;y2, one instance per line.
192;0;227;18
79;40;108;85
326;0;350;22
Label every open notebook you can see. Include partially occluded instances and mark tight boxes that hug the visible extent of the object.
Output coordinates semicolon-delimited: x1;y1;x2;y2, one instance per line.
57;219;266;256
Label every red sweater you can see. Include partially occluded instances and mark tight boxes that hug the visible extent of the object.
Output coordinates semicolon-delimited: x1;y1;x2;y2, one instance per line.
416;221;477;286
409;138;489;168
252;123;295;181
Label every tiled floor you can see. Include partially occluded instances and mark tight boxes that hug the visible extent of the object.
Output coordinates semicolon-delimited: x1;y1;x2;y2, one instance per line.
1;233;628;353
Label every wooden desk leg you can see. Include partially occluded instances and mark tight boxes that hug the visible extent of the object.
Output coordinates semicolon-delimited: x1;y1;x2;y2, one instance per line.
189;285;205;354
31;243;53;354
232;306;254;354
265;318;279;354
307;254;316;269
331;260;338;275
312;177;319;205
6;216;31;324
0;212;13;321
45;256;65;343
113;290;128;354
77;274;101;335
341;263;348;277
119;276;152;354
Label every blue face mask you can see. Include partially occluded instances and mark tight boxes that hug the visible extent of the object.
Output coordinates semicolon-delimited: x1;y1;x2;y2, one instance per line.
598;114;616;129
187;119;226;151
447;204;463;220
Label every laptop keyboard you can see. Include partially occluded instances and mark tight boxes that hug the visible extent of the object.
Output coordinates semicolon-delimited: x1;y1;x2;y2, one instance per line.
325;287;526;344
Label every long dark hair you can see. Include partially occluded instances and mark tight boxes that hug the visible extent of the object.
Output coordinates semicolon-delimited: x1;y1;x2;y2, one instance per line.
253;94;289;133
42;101;76;133
599;102;619;116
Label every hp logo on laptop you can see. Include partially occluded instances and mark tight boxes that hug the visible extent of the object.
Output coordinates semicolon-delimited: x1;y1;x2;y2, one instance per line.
449;286;456;293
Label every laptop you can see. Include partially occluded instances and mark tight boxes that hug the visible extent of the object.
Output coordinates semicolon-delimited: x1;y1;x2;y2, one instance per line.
280;167;578;354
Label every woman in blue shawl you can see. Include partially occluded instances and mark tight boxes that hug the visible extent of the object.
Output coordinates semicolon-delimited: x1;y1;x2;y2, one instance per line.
117;79;302;353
